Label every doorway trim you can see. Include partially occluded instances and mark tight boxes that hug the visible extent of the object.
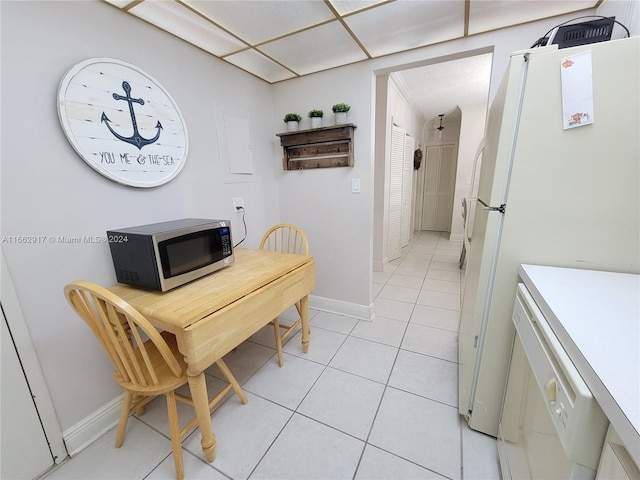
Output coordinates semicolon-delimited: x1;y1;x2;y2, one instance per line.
372;47;494;271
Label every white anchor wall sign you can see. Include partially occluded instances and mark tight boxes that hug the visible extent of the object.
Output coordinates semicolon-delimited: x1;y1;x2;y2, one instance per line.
57;58;188;187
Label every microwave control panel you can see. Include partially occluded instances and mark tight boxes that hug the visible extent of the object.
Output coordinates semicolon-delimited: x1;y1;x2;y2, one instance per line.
220;227;232;255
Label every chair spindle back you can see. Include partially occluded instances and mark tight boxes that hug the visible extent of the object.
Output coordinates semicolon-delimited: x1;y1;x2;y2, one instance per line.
259;224;309;255
64;281;182;390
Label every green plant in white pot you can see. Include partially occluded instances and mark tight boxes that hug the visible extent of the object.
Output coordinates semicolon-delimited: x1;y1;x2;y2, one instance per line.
308;109;323;129
284;113;302;131
332;103;350;124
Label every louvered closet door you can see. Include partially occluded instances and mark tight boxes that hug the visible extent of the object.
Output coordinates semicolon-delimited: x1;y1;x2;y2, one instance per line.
388;125;405;261
401;135;414;247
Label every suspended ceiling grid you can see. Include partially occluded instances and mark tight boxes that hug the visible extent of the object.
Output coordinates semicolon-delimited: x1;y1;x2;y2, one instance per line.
103;0;600;84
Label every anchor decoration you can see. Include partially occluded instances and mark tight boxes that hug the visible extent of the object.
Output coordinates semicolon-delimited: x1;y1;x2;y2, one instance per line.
101;81;162;150
58;58;188;187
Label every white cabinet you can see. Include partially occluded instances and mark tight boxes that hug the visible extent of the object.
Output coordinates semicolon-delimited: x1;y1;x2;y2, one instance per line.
597;425;640;480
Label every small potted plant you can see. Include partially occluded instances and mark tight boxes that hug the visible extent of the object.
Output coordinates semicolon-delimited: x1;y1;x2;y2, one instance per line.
284;113;302;131
308;109;324;129
332;103;350;124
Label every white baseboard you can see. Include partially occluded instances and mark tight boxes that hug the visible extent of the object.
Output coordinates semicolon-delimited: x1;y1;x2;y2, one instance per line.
309;294;374;322
448;233;463;242
63;394;123;456
372;259;384;272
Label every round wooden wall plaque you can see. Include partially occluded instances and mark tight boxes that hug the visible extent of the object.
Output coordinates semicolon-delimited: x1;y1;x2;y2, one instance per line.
57;58;188;188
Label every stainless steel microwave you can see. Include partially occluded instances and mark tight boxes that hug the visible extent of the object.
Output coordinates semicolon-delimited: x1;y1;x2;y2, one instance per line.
107;218;234;291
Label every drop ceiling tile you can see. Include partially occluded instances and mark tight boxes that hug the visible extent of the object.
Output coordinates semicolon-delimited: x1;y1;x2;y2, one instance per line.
225;49;297;83
184;0;335;45
329;0;390;16
259;22;367;76
468;1;598;35
129;1;246;56
345;0;465;58
102;0;133;7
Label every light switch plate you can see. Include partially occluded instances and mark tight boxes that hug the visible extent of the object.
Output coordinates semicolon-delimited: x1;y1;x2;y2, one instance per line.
352;178;361;193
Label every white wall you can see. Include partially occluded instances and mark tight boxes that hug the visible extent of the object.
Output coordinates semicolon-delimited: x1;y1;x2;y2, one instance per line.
387;77;426;140
599;0;639;37
373;75;391;275
1;1;280;432
271;66;375;312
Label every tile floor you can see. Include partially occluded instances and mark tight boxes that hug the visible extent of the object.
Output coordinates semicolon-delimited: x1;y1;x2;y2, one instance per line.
44;231;500;480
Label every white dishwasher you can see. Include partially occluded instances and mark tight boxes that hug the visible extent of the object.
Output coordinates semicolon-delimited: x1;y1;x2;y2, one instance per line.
498;283;609;479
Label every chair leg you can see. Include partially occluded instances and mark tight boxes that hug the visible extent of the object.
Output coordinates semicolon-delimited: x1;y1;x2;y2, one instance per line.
272;318;284;367
134;395;145;416
115;391;133;448
166;390;184;480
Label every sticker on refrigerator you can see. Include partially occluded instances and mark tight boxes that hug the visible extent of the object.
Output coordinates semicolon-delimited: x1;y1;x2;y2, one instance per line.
561;51;594;129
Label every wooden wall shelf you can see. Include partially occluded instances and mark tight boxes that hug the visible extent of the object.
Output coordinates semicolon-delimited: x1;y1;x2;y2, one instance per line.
276;124;356;170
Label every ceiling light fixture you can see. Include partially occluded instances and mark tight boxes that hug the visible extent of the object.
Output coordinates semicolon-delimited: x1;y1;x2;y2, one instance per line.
437;114;444;138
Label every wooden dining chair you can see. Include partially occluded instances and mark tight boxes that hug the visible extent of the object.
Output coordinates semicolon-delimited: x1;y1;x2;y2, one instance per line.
259;224;310;367
64;281;247;480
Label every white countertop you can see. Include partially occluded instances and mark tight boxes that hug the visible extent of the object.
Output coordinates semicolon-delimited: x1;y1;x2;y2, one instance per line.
519;264;640;466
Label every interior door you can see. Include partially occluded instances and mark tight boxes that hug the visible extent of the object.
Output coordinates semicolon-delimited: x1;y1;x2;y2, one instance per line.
1;309;55;479
1;253;64;479
421;144;456;231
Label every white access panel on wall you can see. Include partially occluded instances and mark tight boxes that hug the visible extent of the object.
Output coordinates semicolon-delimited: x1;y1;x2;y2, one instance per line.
224;114;254;175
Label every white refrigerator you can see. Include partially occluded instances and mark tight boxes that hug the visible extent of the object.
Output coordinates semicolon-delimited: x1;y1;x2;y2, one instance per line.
458;36;640;437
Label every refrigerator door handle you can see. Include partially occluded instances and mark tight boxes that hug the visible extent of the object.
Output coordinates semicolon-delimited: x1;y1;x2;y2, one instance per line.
469;137;485;200
478;199;506;214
